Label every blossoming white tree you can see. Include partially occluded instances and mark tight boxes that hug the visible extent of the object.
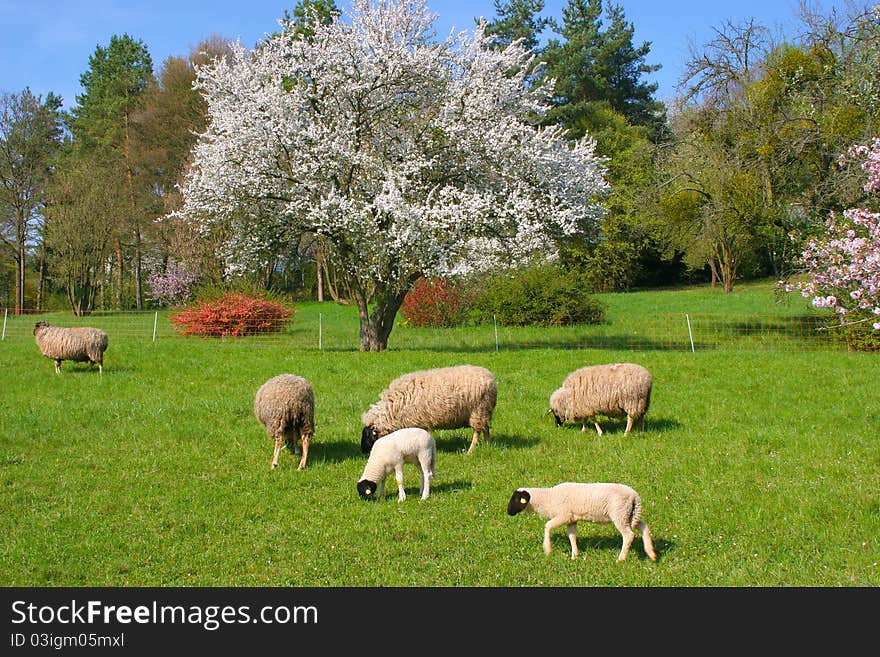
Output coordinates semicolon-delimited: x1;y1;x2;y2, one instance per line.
175;0;608;350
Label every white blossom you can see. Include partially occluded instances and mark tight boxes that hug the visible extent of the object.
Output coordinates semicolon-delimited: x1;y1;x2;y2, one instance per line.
173;0;608;348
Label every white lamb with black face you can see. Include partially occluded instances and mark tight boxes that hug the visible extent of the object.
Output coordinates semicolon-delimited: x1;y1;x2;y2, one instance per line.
361;364;497;455
507;482;657;562
357;428;436;502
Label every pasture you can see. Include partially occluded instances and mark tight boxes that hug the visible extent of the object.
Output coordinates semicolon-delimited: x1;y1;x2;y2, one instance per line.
1;281;878;586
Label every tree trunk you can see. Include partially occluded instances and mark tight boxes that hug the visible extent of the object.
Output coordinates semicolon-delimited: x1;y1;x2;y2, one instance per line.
134;222;142;310
355;285;410;352
16;242;24;315
37;245;45;311
316;260;324;302
115;238;124;310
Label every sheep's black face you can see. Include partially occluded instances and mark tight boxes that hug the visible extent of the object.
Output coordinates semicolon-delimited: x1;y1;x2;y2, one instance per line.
549;409;564;427
361;426;380;454
357;479;378;500
507;489;530;515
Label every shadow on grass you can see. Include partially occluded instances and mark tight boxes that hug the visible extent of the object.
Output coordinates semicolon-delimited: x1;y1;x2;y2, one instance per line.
382;335;708;353
304;439;362;464
552;416;682;435
433;432;541;453
559;535;675;562
371;479;474;501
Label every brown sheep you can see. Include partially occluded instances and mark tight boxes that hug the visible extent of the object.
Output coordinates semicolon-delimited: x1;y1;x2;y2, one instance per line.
254;374;315;470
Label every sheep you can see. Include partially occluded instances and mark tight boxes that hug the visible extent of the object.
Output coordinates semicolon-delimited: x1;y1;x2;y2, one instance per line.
33;320;109;374
254;374;315;470
357;427;436;502
507;482;657;562
361;364;497;455
549;363;652;436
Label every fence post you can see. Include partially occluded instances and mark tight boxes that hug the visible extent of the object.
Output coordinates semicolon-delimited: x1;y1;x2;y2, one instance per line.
1;308;7;340
493;314;499;352
686;313;695;353
319;313;323;351
152;311;158;342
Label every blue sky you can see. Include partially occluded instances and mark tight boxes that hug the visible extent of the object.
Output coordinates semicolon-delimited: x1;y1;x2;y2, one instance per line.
0;0;854;111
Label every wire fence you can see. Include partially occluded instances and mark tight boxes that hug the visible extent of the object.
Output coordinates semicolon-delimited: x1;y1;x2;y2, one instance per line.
2;306;874;353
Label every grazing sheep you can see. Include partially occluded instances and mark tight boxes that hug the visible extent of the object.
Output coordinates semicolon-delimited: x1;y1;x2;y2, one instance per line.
507;482;657;562
549;363;652;436
33;320;109;374
361;364;497;455
254;374;315;470
357;427;436;502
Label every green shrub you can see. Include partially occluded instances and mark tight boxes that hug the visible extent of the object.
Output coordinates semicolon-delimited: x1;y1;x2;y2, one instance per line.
837;318;880;352
469;266;606;326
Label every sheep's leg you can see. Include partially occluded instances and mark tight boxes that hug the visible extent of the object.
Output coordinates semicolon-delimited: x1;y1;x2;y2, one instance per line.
271;434;283;469
624;415;634;435
417;456;433;500
566;523;579;560
297;433;310;471
593;419;603;436
542;516;569;555
639;415;646;432
54;359;62;374
467;429;480;454
613;517;636;562
395;464;406;502
636;521;657;561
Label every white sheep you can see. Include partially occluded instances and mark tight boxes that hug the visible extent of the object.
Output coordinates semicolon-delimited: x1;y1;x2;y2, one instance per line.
33;320;109;374
361;364;497;455
507;482;657;562
254;374;315;470
549;363;652;436
357;427;436;502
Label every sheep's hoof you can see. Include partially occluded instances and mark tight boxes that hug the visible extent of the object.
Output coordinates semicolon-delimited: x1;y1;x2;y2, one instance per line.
271;463;278;469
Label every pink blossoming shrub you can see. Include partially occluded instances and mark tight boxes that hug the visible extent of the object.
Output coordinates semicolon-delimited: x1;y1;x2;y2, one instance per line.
781;138;880;349
148;264;198;307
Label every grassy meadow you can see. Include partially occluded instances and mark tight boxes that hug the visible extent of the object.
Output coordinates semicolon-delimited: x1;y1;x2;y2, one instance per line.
1;280;878;586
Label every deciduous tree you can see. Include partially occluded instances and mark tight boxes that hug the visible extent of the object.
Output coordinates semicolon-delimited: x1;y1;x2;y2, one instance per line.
0;89;63;314
176;0;607;351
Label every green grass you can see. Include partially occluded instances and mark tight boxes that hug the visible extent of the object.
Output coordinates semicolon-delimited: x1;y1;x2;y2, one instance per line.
1;280;878;586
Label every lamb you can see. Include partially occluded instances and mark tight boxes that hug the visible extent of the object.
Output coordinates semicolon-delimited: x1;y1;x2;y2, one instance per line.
254;374;315;470
549;363;652;436
361;364;497;455
357;427;436;502
33;320;109;374
507;482;657;562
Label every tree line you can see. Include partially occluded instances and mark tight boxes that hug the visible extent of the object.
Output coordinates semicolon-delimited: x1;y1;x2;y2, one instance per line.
1;0;878;318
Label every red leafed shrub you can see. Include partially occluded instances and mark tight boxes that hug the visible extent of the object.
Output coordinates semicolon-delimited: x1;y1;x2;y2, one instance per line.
401;277;473;328
170;293;294;337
